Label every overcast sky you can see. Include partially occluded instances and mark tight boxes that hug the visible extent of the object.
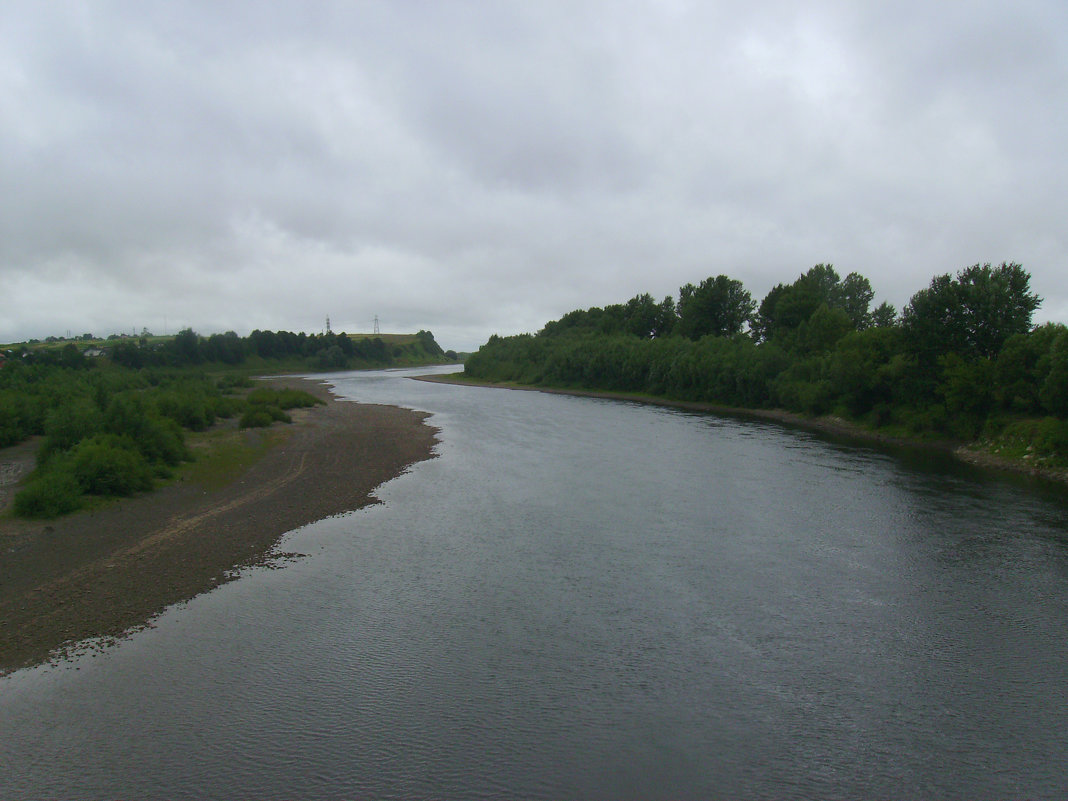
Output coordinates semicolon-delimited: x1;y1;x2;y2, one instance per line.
3;1;1066;351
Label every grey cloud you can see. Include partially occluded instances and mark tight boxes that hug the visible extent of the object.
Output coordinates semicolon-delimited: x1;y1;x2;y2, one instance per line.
2;1;1066;350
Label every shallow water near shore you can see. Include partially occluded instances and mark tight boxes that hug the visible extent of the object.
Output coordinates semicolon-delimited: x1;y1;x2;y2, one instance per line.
3;365;1068;799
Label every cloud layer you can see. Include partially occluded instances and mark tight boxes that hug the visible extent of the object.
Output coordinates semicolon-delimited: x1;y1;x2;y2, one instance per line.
3;1;1066;349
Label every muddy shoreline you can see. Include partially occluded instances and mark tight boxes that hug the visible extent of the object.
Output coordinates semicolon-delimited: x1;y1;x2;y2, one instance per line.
0;377;438;676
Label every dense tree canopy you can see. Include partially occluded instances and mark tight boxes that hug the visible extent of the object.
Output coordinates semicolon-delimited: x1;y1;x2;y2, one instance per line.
538;293;678;339
752;264;874;342
99;328;447;370
466;262;1067;457
902;262;1041;362
676;275;754;340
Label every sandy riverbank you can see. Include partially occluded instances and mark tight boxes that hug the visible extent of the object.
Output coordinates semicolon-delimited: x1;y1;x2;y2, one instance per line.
0;377;438;676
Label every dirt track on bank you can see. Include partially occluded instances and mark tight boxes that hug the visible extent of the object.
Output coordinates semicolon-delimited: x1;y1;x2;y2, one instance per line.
0;377;437;676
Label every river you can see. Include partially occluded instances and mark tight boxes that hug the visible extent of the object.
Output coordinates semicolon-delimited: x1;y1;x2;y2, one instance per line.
2;365;1068;799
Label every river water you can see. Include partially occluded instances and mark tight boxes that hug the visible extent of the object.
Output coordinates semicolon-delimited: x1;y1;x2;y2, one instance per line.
3;365;1068;799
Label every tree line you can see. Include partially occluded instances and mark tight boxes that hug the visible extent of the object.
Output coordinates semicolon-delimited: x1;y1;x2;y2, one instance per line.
465;263;1068;463
97;328;448;370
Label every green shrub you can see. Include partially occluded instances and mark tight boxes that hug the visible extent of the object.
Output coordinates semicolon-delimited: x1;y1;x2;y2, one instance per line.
13;472;83;519
42;398;104;456
0;392;30;447
136;415;189;466
104;392;190;465
68;435;154;496
239;404;292;428
104;392;151;438
268;405;291;423
211;396;243;419
155;389;214;431
239;408;275;429
246;387;322;410
1033;417;1068;457
217;374;253;390
984;417;1068;464
246;388;279;406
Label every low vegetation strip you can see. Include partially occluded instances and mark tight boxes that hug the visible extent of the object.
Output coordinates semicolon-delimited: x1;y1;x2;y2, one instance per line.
5;369;325;520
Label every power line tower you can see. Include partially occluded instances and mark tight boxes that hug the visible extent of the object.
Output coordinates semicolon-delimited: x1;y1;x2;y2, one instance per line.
325;315;332;334
373;315;380;335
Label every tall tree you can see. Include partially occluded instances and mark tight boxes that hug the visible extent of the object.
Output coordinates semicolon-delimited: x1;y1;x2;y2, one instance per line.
622;293;661;338
172;328;202;364
753;264;856;341
837;272;875;329
870;301;897;328
676;275;755;340
652;296;677;338
1040;328;1068;416
902;262;1041;362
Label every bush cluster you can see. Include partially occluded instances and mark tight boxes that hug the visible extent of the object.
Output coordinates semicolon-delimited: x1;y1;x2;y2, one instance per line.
4;362;325;519
238;386;322;429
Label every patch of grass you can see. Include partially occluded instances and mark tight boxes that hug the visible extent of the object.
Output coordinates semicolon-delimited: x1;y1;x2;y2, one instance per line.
347;333;419;344
240;407;289;428
176;425;292;491
978;417;1068;469
216;373;253;390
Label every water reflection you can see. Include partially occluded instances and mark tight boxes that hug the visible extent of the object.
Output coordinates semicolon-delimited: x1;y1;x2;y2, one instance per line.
2;367;1068;799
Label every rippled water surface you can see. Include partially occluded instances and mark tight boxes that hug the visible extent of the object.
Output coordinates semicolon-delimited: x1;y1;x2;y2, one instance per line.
3;366;1068;799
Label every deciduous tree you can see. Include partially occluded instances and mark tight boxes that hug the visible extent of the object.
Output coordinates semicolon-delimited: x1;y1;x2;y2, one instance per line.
676;275;755;340
902;262;1041;362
